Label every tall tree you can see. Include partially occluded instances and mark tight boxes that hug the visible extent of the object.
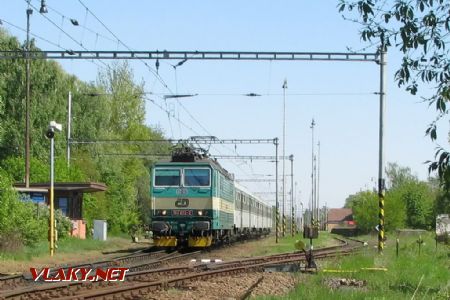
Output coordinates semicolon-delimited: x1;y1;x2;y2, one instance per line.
97;62;145;136
386;162;416;189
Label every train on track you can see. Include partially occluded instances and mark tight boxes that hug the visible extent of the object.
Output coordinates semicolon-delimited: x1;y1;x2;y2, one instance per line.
150;145;273;248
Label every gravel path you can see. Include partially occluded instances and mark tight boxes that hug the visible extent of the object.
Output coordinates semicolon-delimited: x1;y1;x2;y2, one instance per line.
142;236;333;299
144;271;298;300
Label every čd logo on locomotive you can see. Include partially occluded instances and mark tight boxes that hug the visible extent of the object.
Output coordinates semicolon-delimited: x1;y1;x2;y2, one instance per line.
175;198;189;207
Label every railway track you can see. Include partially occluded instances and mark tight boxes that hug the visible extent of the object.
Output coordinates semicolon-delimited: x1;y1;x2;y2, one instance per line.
0;250;203;300
0;247;166;291
0;237;364;300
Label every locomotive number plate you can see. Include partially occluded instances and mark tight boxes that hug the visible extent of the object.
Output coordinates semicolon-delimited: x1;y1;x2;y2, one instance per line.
172;210;193;216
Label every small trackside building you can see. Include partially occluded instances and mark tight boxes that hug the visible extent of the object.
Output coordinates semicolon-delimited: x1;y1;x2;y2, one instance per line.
14;182;107;239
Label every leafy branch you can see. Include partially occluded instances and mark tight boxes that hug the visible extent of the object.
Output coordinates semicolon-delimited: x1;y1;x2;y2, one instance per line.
339;0;449;186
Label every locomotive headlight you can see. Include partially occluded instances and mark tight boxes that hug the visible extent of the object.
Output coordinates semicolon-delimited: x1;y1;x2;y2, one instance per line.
197;211;203;216
162;210;167;216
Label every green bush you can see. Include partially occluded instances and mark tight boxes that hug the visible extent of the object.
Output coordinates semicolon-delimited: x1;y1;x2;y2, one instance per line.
33;204;72;240
0;168;46;249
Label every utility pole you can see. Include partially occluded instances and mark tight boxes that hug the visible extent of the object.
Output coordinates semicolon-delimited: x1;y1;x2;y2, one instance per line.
289;154;294;236
313;155;317;223
49;131;55;256
275;138;279;243
24;0;47;187
310;119;315;227
299;200;303;231
317;141;321;229
377;48;387;253
67;91;72;168
25;1;32;188
282;79;287;237
295;181;298;232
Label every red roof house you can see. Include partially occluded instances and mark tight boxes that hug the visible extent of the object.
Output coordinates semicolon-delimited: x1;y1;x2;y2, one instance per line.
327;208;355;232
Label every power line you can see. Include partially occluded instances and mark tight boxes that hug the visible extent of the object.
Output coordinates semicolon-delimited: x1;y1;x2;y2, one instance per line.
76;0;170;90
42;2;118;44
186;92;377;97
156;91;267;186
156;95;214;141
150;93;263;190
26;0;108;69
144;96;202;136
0;17;70;51
74;1;204;158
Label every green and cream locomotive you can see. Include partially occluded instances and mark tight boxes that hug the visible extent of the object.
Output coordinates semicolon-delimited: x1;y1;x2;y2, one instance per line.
150;146;272;248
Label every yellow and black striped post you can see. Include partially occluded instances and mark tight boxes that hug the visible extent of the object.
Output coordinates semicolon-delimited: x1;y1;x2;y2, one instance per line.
377;47;386;254
282;214;286;237
378;179;385;253
291;207;295;236
276;208;280;242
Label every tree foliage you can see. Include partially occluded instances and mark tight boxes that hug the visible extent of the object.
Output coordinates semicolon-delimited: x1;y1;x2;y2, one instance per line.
386;162;416;189
347;163;439;233
349;190;379;233
338;0;450;185
0;29;170;245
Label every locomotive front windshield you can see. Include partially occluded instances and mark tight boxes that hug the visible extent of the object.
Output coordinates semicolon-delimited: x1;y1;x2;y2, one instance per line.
184;169;210;187
154;169;181;186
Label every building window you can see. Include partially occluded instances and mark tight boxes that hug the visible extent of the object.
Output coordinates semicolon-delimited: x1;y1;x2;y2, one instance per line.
58;197;69;216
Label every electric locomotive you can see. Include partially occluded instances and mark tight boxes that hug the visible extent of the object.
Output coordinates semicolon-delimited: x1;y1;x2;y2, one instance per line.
150;145;272;248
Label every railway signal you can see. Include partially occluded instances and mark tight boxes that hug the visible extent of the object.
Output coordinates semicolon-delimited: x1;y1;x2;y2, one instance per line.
46;121;62;257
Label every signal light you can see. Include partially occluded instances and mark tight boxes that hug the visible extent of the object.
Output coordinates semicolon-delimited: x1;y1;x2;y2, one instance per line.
162;210;167;216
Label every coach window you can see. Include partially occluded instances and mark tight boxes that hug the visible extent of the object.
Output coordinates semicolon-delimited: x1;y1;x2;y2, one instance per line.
184;168;211;187
154;169;181;186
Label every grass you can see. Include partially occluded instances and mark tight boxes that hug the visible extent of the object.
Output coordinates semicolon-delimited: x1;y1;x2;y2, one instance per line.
0;235;141;262
248;231;341;257
256;232;450;299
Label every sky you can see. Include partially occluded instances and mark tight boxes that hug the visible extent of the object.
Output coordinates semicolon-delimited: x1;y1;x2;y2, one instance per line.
1;0;448;213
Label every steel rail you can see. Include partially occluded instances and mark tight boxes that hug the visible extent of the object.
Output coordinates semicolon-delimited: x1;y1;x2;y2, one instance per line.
53;249;359;300
0;239;362;299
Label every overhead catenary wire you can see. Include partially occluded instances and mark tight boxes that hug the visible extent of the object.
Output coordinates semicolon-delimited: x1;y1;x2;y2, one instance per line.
170;98;269;191
20;0;275;196
54;1;258;184
158;69;269;191
25;0;108;69
149;91;377;97
144;96;202;136
76;0;171;90
0;17;110;73
0;17;71;51
37;0;183;141
74;0;198;148
41;2;119;45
